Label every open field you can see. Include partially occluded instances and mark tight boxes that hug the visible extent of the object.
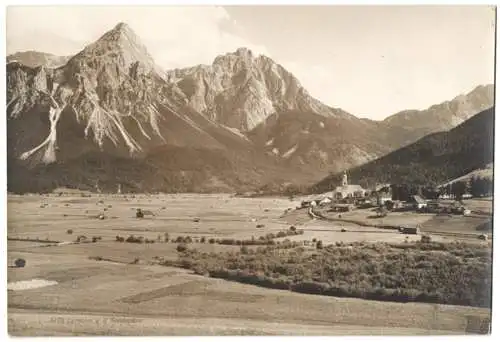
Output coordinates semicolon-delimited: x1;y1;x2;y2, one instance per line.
7;193;492;335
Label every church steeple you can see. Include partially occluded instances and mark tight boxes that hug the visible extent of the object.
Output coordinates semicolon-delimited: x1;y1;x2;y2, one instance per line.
342;170;348;187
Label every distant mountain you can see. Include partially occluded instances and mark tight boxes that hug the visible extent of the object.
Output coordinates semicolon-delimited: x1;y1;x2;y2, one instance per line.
5;22;495;194
7;51;71;68
311;107;495;192
382;85;494;146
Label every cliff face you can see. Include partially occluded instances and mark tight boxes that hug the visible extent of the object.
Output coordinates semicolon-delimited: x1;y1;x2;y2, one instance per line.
166;48;351;132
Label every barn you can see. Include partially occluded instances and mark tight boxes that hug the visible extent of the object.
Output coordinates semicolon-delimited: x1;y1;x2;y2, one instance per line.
400;225;421;235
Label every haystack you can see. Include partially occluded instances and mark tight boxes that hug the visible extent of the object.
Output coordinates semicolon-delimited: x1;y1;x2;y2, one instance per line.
136;209;144;218
14;258;26;268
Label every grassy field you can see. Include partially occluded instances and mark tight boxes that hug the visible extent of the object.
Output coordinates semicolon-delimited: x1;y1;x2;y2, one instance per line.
7;193;492;335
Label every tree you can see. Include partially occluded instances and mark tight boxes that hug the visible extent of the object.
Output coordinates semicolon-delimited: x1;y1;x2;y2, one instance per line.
385;201;394;211
316;240;323;249
422;186;441;200
376;206;388;217
451;181;467;200
471;177;493;197
176;244;188;252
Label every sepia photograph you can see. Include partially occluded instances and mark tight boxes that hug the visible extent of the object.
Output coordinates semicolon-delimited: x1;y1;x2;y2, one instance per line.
3;3;496;336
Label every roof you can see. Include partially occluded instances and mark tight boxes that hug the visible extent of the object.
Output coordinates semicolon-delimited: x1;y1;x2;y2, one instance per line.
333;203;353;208
375;184;391;192
412;195;426;204
334;184;365;193
400;224;421;229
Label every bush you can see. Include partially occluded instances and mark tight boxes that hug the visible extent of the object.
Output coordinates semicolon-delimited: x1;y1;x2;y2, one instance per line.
115;235;125;242
312;238;317;243
14;258;26;268
291;281;330;295
200;236;206;243
92;236;102;243
240;246;250;254
289;226;297;232
177;244;188;252
136;209;144;218
126;235;144;243
76;235;87;243
67;229;73;235
209;238;216;244
421;235;432;243
316;240;323;249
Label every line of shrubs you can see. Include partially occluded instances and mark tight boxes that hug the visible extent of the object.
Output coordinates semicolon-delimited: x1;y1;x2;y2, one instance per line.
216;226;305;246
76;235;102;243
113;226;304;246
173;241;492;308
205;269;449;304
115;235;156;244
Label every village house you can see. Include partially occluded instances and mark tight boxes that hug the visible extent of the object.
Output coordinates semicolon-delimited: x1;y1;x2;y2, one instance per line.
409;195;427;210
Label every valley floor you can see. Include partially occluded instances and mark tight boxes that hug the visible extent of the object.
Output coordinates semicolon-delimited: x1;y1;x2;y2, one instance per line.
7;193;492;336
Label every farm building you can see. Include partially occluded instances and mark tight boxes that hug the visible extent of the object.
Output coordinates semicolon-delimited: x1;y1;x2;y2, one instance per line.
409;195;427;210
319;197;332;205
392;200;405;209
356;198;374;208
333;171;366;199
400;225;421;235
330;203;354;212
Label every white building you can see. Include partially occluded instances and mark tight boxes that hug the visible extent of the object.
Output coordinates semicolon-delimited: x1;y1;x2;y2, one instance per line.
333;171;366;199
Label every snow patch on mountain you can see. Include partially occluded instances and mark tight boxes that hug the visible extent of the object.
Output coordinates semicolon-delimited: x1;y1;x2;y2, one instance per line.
221;125;251;142
282;144;298;158
20;99;64;163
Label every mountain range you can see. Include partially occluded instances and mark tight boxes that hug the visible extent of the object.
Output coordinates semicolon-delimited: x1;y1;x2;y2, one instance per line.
312;106;495;192
6;22;495;194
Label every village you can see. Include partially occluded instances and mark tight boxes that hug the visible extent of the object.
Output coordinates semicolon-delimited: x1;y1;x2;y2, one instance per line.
298;171;492;239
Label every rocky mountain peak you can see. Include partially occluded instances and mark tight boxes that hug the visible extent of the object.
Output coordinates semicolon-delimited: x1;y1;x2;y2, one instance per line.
66;22;156;75
168;47;340;131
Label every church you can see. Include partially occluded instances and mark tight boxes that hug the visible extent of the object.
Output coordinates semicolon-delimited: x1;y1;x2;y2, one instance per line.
332;171;366;199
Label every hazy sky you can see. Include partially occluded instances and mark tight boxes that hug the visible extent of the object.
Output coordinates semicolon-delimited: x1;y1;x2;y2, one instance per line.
6;5;496;120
